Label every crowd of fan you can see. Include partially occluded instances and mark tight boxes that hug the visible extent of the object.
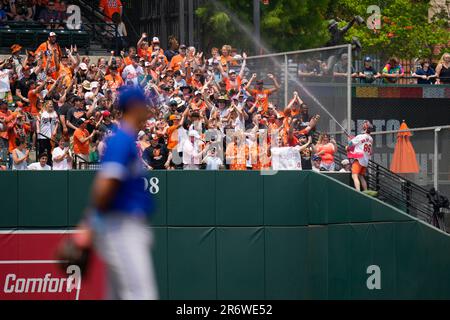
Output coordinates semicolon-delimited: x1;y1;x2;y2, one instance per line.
0;32;449;171
0;0;123;28
299;52;450;85
0;0;72;29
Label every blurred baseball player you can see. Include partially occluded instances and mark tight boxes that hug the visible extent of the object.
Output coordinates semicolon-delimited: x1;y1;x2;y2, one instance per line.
347;120;374;192
87;86;158;300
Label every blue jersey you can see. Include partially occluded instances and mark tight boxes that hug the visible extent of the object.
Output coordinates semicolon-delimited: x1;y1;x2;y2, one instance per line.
99;123;154;217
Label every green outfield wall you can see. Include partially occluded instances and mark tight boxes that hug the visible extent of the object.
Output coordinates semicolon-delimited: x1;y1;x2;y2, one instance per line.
1;170;449;299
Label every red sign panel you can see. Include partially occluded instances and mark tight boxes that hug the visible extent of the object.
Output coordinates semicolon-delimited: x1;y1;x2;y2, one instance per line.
0;231;105;300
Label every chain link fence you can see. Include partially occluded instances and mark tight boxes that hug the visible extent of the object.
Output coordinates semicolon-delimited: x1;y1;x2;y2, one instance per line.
245;44;352;133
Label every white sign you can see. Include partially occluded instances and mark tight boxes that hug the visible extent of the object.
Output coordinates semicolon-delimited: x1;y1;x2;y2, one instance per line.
271;147;302;171
0;70;10;93
66;5;82;30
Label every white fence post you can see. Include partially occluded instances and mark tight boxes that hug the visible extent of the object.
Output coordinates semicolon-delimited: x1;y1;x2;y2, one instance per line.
284;54;288;107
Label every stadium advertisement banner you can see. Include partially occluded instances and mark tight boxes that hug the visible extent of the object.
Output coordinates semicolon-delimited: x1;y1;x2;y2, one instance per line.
0;231;105;300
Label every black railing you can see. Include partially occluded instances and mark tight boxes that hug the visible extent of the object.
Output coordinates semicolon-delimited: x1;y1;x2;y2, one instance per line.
74;154;101;170
0;21;120;54
324;133;437;227
72;0;135;49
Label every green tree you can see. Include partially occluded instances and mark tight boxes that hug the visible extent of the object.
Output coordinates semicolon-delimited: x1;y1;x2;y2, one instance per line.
334;0;449;60
196;0;331;53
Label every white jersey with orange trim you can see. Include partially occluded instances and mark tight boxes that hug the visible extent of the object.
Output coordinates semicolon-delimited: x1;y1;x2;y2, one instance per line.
349;133;373;167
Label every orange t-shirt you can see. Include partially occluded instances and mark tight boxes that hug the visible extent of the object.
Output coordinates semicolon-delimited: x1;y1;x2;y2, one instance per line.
124;56;133;66
169;54;184;71
59;64;73;88
28;90;40;116
187;77;202;90
251;89;272;112
167;125;178;150
220;55;232;72
224;75;241;92
0;110;14;140
73;128;90;155
226;142;248;170
35;41;62;79
316;143;335;164
105;73;124;91
8;123;31;153
99;0;122;20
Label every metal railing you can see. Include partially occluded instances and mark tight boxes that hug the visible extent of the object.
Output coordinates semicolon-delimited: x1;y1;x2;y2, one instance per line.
321;125;450;231
74;154;101;170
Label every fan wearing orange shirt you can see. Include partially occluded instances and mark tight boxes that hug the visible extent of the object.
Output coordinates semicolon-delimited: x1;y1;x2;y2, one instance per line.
123;47;137;66
59;53;77;88
105;65;124;92
250;131;271;170
220;45;233;73
245;73;280;113
27;81;46;116
7;112;31;153
226;131;249;170
35;33;62;80
99;0;122;21
73;118;97;162
219;52;247;92
169;44;187;72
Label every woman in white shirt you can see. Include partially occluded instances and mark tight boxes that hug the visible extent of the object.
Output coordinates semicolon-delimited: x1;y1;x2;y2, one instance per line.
36;100;59;166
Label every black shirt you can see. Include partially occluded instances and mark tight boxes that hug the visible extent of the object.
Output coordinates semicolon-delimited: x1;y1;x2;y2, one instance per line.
143;144;168;169
359;66;378;83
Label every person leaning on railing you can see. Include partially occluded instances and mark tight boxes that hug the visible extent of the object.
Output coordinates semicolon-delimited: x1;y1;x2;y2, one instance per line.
412;60;436;85
435;52;450;85
381;57;405;84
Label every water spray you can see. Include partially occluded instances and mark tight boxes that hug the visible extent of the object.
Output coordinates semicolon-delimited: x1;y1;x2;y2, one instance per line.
210;0;352;138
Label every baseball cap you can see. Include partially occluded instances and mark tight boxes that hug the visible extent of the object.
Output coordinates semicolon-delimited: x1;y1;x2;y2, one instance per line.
364;56;372;62
90;81;99;89
137;130;146;139
79;63;88;71
49;32;57;37
102;110;111;118
229;69;236;74
152;37;160;43
256;79;264;85
169;114;180;121
188;130;200;139
341;159;350;166
194;90;202;96
179;44;187;49
78;118;89;125
145;61;151;67
118;86;147;111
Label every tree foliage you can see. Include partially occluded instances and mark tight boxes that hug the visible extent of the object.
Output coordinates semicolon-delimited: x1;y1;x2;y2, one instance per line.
196;0;330;53
335;0;449;60
196;0;449;59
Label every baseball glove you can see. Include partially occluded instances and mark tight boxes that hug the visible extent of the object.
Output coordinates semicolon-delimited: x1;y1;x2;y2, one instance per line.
56;226;93;275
